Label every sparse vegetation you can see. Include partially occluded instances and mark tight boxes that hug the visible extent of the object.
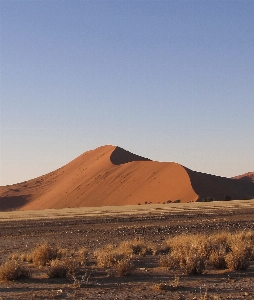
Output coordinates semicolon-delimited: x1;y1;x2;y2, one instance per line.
159;231;254;275
1;204;254;298
0;260;31;281
28;243;64;266
46;259;69;278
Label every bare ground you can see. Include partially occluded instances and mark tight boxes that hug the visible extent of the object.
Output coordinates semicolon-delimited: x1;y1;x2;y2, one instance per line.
0;200;254;299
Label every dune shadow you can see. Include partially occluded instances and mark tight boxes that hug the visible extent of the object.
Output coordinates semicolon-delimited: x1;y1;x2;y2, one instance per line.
236;176;253;183
110;146;151;165
184;167;254;201
0;195;30;211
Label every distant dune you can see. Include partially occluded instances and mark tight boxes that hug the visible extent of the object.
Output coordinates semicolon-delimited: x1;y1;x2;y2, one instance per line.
0;145;254;211
232;171;254;183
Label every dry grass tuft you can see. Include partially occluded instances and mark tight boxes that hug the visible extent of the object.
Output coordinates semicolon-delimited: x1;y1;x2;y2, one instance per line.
28;243;64;266
46;259;69;278
114;258;134;276
94;246;125;268
225;241;252;271
94;243;135;276
118;239;154;256
77;247;88;265
0;260;31;281
161;234;207;275
209;248;227;269
159;230;254;274
46;258;80;278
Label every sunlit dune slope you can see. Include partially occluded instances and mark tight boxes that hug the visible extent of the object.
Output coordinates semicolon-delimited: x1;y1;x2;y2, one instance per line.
0;145;254;211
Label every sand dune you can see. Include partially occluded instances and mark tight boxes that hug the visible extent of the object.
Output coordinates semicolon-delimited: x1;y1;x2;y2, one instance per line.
0;145;254;211
232;171;254;183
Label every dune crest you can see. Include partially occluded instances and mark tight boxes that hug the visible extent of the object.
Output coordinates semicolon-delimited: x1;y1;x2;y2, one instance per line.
232;171;254;183
0;145;254;211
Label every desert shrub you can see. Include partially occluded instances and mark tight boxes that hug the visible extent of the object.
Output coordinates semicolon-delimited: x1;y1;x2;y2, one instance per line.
225;241;252;271
114;258;134;276
77;247;88;265
162;234;208;275
118;239;154;256
160;230;254;274
159;251;179;269
180;251;206;275
46;259;69;278
94;242;135;276
0;260;31;281
94;244;126;268
201;197;214;202
209;248;227;269
29;243;63;266
208;232;231;254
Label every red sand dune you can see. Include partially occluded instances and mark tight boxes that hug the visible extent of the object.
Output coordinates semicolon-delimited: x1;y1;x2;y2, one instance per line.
232;171;254;183
0;145;254;211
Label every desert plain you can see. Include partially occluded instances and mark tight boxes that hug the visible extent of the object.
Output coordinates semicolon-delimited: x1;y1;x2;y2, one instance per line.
0;200;254;299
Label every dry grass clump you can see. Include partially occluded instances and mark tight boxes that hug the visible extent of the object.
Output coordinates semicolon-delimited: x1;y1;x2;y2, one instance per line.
77;247;88;265
28;243;64;266
207;232;231;269
160;231;254;275
209;248;227;269
94;243;134;276
94;244;126;268
0;260;31;281
161;234;207;275
118;239;154;256
48;259;80;278
114;258;134;276
225;240;252;271
46;259;69;278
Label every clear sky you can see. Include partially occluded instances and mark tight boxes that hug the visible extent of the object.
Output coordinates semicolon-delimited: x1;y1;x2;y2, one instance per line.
0;0;254;186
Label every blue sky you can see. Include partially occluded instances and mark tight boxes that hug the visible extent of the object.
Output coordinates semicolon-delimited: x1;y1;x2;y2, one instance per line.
1;0;254;185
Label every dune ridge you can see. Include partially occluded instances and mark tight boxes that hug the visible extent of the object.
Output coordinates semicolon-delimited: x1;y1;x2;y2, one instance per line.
0;145;254;211
232;171;254;183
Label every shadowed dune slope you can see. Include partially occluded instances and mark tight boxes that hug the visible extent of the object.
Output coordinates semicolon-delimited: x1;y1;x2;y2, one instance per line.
232;171;254;183
0;145;254;211
184;168;254;201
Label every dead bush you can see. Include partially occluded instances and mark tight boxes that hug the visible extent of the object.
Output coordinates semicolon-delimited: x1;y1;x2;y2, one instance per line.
46;259;69;278
159;251;180;269
164;234;207;275
29;243;63;266
0;260;31;281
209;248;227;269
118;239;154;256
180;251;206;275
77;247;88;265
208;232;231;254
225;242;252;271
94;244;125;268
114;258;134;276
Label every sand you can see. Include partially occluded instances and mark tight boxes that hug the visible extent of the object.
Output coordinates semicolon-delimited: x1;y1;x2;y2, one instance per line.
0;145;254;211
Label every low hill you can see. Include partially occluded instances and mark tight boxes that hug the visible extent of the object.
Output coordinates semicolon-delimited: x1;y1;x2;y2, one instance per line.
0;145;254;211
